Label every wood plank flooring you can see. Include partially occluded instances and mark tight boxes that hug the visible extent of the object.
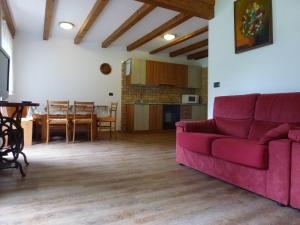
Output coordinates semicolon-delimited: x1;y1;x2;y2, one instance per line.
0;132;300;225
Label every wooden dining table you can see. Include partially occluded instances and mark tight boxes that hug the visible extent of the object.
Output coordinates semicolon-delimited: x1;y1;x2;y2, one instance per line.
32;114;100;143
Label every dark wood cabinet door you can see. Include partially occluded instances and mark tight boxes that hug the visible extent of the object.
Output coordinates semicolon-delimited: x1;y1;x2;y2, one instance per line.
146;60;159;86
149;105;163;130
126;104;134;131
180;105;192;120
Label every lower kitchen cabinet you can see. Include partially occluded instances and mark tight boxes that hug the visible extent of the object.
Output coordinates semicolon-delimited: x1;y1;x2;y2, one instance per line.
180;105;207;120
180;105;192;120
192;105;207;120
126;104;149;131
126;104;207;132
149;105;163;130
134;105;149;131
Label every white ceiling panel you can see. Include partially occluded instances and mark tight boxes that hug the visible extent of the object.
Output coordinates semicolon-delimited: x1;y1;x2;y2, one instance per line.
9;0;208;57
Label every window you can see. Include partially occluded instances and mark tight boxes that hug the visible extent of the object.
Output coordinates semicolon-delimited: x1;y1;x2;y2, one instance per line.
1;20;14;95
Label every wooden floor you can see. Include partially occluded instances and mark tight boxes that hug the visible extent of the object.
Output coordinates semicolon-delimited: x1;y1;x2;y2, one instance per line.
0;132;300;225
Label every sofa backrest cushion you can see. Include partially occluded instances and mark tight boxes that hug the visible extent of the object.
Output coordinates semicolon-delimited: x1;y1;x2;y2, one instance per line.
213;94;259;138
249;92;300;140
254;92;300;123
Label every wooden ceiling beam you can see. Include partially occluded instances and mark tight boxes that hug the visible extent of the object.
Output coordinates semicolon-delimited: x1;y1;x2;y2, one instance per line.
170;39;208;57
127;13;191;51
74;0;109;44
0;0;16;38
150;26;208;54
134;0;214;19
102;4;155;48
187;49;208;60
43;0;55;40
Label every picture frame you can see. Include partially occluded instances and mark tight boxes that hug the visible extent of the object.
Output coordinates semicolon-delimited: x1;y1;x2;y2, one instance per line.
234;0;273;53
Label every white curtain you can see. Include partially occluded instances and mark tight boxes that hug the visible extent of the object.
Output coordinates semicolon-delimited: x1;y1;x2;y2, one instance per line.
1;20;14;95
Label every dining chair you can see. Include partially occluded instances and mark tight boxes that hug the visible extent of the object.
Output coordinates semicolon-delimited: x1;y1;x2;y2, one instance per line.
98;102;118;138
72;101;94;142
46;101;70;144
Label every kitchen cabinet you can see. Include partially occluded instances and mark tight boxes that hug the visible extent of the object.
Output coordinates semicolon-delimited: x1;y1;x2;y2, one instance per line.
175;64;188;88
126;105;134;131
180;105;207;120
192;105;207;120
146;60;159;86
134;104;149;131
126;104;149;131
180;105;192;120
146;60;187;87
188;65;202;89
149;105;163;130
126;104;207;132
126;58;146;85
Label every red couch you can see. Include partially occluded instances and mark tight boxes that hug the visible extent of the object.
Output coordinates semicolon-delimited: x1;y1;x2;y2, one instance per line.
176;93;300;206
289;129;300;209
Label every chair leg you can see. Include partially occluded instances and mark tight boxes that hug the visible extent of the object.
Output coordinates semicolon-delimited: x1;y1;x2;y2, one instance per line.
98;121;101;139
46;123;49;144
114;121;117;137
91;123;93;142
110;122;112;138
72;122;75;143
66;123;69;144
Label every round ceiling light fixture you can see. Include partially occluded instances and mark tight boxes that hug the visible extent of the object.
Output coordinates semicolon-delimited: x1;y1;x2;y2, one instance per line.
163;33;176;41
59;22;75;30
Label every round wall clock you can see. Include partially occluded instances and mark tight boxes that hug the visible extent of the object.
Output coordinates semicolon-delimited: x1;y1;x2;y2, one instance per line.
100;63;112;75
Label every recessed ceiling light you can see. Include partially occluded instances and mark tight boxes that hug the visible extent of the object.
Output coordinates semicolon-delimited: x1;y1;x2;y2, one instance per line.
163;34;176;41
59;22;75;30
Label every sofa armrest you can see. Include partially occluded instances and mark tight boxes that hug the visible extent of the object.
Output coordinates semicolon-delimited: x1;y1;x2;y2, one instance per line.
175;119;216;133
266;139;291;205
289;129;300;142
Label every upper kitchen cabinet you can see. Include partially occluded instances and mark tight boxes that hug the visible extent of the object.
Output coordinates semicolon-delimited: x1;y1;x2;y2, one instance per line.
146;60;159;86
158;62;176;86
146;60;188;87
125;58;146;85
188;65;202;89
175;64;188;88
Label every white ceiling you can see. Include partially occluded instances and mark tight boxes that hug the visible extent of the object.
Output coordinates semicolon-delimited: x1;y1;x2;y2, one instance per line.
9;0;208;57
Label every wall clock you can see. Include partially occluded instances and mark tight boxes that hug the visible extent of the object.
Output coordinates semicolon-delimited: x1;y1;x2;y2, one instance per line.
100;63;112;75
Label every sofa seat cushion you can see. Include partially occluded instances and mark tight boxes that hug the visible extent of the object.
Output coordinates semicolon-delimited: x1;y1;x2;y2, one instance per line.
178;132;229;155
212;138;268;169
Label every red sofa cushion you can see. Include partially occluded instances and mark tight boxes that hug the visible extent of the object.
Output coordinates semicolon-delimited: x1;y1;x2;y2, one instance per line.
248;120;280;140
213;94;258;119
213;94;258;139
215;117;252;139
259;123;290;145
255;92;300;123
212;138;268;169
177;132;228;155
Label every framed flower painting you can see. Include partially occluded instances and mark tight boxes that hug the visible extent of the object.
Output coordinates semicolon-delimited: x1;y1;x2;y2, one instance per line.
234;0;273;53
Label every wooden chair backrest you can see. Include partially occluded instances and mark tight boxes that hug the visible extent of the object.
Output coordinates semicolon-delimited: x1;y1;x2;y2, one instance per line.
110;102;118;119
74;101;94;119
47;101;69;119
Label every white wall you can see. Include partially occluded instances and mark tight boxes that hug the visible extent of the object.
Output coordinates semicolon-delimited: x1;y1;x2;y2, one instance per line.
12;34;199;129
208;0;300;118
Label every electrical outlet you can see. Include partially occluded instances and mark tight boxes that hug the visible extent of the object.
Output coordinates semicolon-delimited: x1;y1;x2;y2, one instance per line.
214;82;220;88
109;92;113;96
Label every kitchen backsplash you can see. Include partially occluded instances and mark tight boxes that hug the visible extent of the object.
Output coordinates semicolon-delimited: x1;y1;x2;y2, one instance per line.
123;85;196;104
